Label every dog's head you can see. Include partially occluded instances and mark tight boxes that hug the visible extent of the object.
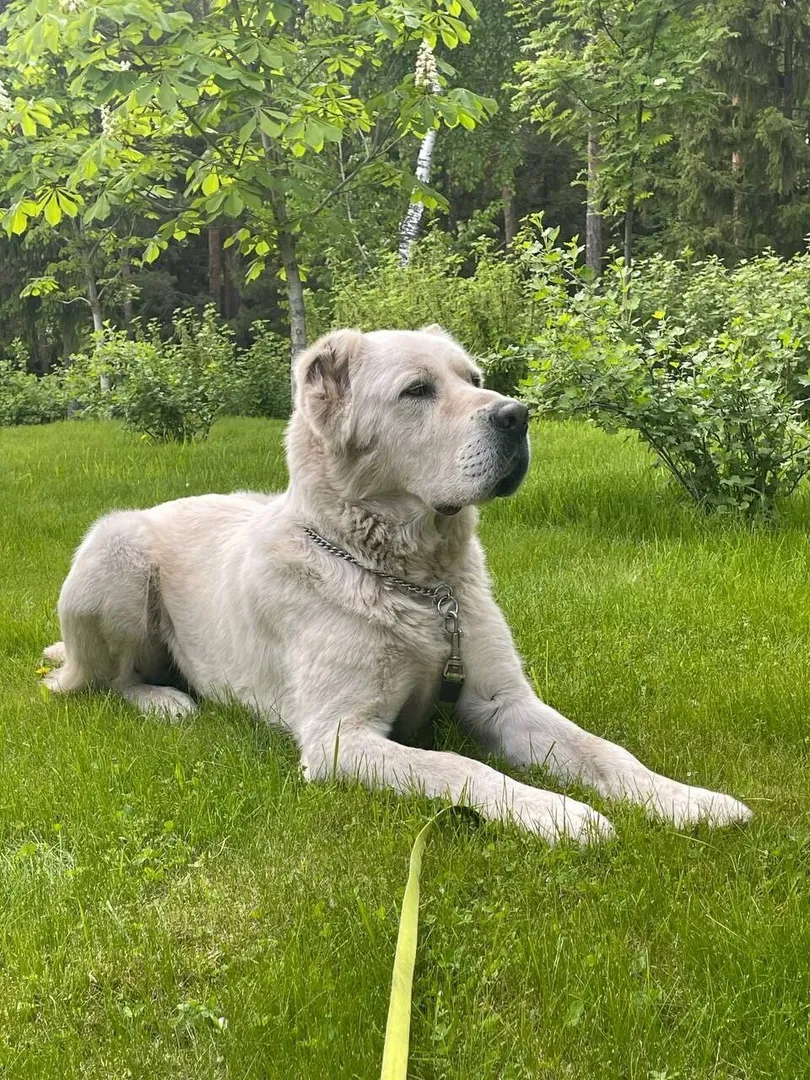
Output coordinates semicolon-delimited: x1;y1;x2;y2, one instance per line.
290;326;529;516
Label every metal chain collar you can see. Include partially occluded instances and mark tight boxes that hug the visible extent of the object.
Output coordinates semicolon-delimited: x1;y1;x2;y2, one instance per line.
302;526;445;600
302;525;466;703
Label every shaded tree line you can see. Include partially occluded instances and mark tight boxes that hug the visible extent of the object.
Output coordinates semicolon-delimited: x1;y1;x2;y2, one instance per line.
0;0;808;368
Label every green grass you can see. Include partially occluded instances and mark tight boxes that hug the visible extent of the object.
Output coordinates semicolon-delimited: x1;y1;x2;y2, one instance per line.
1;417;809;1079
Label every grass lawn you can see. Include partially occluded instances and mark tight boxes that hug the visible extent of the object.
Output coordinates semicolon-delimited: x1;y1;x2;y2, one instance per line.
1;417;809;1080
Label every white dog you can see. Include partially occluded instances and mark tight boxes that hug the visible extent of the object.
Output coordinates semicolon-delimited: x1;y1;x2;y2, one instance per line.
43;327;751;843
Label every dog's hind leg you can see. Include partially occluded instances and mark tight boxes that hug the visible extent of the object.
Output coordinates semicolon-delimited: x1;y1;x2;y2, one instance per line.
44;510;196;719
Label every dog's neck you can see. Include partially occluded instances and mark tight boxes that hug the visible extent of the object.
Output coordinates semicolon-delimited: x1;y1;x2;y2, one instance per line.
286;418;476;583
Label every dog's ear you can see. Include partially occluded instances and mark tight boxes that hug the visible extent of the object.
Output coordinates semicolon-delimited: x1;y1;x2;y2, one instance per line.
420;323;464;349
294;329;364;442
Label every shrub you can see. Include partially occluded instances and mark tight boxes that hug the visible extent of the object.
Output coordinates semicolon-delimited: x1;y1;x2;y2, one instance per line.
628;250;810;353
0;343;66;427
223;321;292;419
66;308;233;442
328;230;534;392
64;308;293;440
520;223;810;516
478;345;531;398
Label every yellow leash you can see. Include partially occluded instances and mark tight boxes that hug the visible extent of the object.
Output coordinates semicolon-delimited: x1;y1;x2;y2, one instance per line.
380;807;478;1080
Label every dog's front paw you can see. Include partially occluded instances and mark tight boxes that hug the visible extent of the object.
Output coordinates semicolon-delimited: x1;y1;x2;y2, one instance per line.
42;641;66;665
506;790;615;845
642;779;752;829
121;684;197;721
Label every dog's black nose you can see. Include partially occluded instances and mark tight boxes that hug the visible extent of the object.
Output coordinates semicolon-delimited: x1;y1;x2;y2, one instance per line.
490;400;529;433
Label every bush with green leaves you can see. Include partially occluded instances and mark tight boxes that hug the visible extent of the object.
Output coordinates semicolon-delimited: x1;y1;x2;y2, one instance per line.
64;307;293;441
0;341;66;427
223;322;292;420
624;250;810;366
520;223;810;516
65;307;233;442
327;231;535;394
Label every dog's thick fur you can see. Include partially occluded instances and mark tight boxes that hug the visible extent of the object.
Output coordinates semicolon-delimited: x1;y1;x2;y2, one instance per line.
43;327;751;843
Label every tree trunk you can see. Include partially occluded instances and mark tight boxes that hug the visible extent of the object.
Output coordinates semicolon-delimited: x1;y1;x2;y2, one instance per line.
502;183;517;247
585;126;602;276
85;268;104;334
398;126;438;266
278;227;307;357
783;0;794;119
85;266;108;393
730;95;743;248
259;129;307;374
122;257;134;332
398;41;440;267
223;228;239;320
208;225;224;314
623;194;634;267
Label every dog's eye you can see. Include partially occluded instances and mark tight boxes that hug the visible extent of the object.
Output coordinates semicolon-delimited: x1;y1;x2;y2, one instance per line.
401;381;435;400
470;373;482;388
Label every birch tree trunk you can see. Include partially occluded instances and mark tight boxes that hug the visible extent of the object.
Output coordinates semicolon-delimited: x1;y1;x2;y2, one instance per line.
260;130;307;383
398;42;440;267
85;267;104;334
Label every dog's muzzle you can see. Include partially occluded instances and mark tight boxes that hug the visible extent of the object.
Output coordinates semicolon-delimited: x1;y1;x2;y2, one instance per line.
435;400;530;515
488;399;530;498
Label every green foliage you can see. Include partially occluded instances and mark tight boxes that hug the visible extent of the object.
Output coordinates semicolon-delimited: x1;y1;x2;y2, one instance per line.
0;342;65;426
65;336;215;444
223;322;292;420
329;231;534;392
0;0;494;341
1;0;809;365
520;223;810;515
665;0;810;259
62;307;292;440
477;343;531;398
65;308;234;443
508;0;810;261
512;0;721;254
627;250;810;359
433;0;524;198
